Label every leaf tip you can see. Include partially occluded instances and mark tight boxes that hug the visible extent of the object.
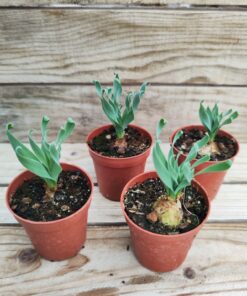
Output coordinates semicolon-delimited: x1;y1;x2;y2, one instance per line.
6;122;14;131
43;115;49;122
67;117;75;125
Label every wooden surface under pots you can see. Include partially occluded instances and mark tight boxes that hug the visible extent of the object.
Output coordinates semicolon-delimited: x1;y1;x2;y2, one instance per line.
0;143;246;295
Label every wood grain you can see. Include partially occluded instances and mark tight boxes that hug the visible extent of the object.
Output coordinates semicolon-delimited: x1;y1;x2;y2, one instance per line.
1;9;247;84
0;85;246;142
1;0;247;7
0;224;247;296
0;2;246;295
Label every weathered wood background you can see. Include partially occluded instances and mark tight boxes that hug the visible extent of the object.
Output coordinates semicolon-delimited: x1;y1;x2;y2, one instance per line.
0;0;246;142
0;2;247;295
1;143;247;296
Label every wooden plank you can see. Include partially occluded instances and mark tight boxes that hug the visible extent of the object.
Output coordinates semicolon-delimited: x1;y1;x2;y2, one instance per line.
1;0;247;7
0;224;247;295
1;10;247;84
0;143;246;185
1;182;247;225
1;85;246;142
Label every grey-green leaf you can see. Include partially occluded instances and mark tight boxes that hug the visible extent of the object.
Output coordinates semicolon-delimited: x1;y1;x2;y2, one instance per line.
196;159;232;175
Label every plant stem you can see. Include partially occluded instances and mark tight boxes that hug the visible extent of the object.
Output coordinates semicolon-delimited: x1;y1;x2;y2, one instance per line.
45;184;57;199
116;130;125;139
44;179;58;199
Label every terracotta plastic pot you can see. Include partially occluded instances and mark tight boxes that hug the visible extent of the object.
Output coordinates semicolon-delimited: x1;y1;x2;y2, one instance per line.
6;163;93;261
170;125;239;201
120;171;210;272
86;124;152;201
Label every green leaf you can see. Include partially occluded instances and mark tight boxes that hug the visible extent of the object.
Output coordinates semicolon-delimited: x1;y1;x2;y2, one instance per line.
221;109;233;118
113;74;122;102
212;103;219;118
186;135;209;162
93;80;102;98
48;143;62;181
56;117;75;146
41;116;49;141
132;93;140;112
156;138;168;168
156;118;167;140
105;87;112;97
191;154;210;168
15;147;54;182
140;82;148;96
174;180;189;196
172;130;183;146
125;93;131;109
6;123;39;162
153;142;174;192
100;97;118;125
199;101;212;132
220;111;239;127
29;130;48;167
122;108;134;130
196;159;232;175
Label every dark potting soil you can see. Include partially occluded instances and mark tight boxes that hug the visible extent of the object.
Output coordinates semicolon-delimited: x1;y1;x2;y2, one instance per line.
174;128;237;161
124;178;208;235
88;126;151;158
10;170;91;222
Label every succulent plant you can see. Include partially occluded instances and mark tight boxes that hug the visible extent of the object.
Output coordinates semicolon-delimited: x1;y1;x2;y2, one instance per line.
94;73;148;140
6;116;75;193
198;101;238;156
150;119;232;228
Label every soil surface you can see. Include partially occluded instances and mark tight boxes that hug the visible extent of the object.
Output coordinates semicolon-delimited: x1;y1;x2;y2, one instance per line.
10;170;91;222
174;128;237;161
124;177;208;235
88;126;151;158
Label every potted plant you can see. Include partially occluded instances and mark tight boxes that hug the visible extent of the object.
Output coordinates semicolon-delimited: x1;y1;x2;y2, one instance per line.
87;74;152;201
170;101;239;200
120;119;232;272
5;116;93;261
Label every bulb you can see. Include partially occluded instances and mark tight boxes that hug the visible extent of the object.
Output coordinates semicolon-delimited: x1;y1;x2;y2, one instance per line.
147;195;183;227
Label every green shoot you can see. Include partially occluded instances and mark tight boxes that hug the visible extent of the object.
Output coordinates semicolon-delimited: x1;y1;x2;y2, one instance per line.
150;119;232;227
6;116;75;191
153;118;232;200
93;73;148;139
199;101;238;143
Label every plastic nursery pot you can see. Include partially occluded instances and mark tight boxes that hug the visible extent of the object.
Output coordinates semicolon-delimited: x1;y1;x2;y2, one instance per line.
120;171;210;272
170;125;240;201
86;124;152;202
6;163;93;261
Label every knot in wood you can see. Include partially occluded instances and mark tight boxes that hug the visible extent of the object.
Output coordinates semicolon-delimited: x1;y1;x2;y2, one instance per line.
183;267;196;279
18;248;39;264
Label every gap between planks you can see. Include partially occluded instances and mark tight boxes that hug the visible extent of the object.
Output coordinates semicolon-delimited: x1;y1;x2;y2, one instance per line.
1;1;247;11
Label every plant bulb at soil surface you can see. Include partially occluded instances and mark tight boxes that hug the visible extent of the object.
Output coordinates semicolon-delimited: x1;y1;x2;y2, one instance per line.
147;195;183;228
198;141;220;157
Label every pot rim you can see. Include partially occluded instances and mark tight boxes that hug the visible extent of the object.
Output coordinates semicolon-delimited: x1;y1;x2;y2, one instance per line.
169;124;240;163
5;162;94;225
120;170;211;239
86;124;153;161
